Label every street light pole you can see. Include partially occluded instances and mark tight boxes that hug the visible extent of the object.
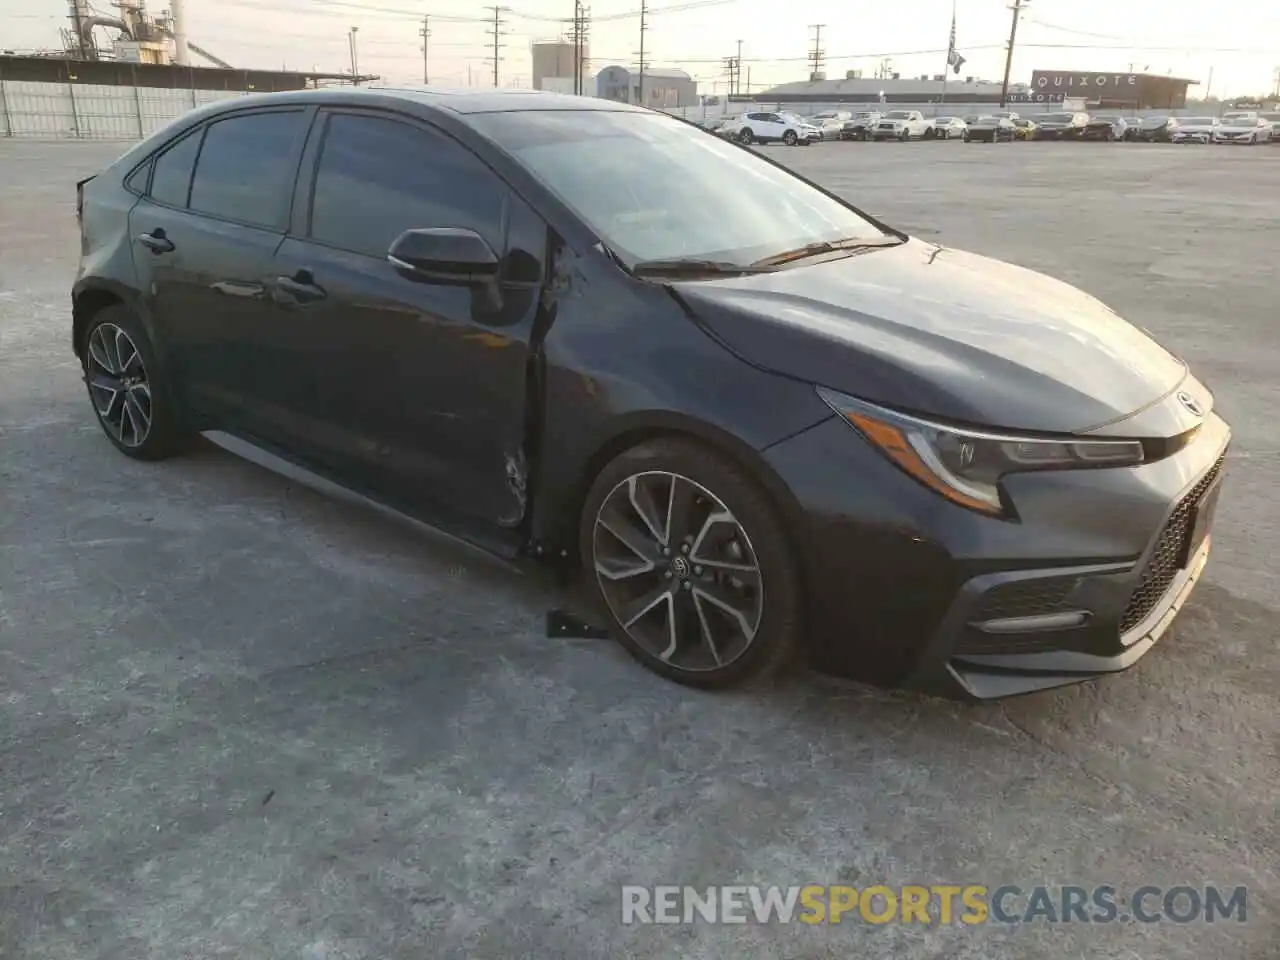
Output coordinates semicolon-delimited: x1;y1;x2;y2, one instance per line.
348;26;360;85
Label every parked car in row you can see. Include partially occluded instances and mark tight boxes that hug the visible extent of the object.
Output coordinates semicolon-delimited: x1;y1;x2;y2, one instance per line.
808;110;852;140
963;116;1017;143
719;111;820;146
1262;112;1280;141
838;111;883;140
931;116;967;139
1171;117;1218;144
1011;118;1036;140
1135;116;1179;142
1213;116;1274;144
871;110;932;141
1031;112;1089;140
1080;116;1130;141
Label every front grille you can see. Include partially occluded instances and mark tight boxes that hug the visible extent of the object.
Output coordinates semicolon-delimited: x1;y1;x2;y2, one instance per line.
974;576;1080;621
1119;454;1225;635
955;633;1069;656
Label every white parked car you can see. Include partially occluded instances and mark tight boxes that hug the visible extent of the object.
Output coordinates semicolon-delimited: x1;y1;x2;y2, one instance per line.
1171;117;1218;144
931;116;968;140
718;111;820;146
871;110;932;141
1212;116;1274;144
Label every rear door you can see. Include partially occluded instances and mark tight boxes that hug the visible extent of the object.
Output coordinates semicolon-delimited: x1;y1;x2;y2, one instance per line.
269;108;548;528
128;106;312;435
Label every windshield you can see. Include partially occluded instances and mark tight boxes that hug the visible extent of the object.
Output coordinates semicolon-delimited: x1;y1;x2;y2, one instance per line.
1032;114;1068;124
1182;117;1215;125
473;110;888;267
1223;118;1256;127
1141;116;1170;127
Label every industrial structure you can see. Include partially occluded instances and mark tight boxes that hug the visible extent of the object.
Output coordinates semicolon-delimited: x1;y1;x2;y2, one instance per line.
531;41;583;92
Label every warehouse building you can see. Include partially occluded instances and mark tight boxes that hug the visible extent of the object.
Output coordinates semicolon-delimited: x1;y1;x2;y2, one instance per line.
1028;70;1198;109
597;65;697;108
755;74;1047;106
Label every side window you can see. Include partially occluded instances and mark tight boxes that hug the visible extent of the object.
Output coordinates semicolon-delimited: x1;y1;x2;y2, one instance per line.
308;113;506;260
149;129;203;208
189;110;307;229
125;159;152;196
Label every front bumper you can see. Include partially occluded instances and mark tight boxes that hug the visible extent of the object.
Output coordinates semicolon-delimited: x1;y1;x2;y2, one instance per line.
762;404;1231;699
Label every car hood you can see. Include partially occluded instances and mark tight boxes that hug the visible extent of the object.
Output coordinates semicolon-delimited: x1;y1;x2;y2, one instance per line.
673;239;1187;434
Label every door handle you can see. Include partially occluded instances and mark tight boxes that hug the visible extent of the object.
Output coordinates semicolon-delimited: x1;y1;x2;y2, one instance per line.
136;229;175;254
273;271;327;305
211;280;265;299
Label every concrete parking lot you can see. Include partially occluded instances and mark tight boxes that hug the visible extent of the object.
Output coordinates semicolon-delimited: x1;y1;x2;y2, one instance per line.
0;137;1276;960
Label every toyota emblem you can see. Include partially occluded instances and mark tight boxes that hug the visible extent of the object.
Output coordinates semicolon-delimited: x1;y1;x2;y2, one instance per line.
1176;391;1204;417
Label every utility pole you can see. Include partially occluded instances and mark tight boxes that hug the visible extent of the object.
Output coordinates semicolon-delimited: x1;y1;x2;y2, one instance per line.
735;39;743;96
636;0;648;105
487;6;505;88
570;0;581;94
420;16;430;84
998;0;1026;108
808;23;825;80
348;25;360;85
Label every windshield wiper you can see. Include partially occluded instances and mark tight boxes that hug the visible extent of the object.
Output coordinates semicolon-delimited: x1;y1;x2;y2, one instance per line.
750;235;903;268
631;258;770;278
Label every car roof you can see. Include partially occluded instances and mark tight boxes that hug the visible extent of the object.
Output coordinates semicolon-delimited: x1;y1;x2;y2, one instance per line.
191;85;647;118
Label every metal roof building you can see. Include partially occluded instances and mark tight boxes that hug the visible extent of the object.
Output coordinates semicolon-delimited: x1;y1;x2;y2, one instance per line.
755;75;1033;105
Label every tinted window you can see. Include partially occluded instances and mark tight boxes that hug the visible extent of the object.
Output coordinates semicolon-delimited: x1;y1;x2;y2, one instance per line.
309;113;505;259
125;159;151;195
189;110;306;228
471;110;887;267
149;130;202;208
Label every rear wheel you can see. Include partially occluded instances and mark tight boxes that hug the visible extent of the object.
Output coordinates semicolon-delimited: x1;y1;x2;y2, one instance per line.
81;304;187;460
580;438;803;689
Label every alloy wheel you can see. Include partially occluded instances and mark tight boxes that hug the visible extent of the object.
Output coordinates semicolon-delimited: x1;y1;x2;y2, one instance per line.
86;322;152;448
592;471;764;672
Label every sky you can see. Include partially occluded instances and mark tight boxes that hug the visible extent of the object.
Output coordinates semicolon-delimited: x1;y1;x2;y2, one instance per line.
4;0;1278;98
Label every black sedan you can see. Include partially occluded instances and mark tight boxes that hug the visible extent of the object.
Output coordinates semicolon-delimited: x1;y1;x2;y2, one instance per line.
962;117;1017;142
1136;116;1179;142
72;88;1229;699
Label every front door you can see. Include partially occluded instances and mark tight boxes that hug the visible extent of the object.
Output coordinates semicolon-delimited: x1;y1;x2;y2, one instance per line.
270;109;548;529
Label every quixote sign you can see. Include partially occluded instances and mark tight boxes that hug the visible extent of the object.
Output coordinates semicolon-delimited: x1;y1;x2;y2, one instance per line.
1030;71;1140;97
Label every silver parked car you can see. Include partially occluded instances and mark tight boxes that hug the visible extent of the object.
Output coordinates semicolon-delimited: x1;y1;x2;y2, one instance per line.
931;116;968;140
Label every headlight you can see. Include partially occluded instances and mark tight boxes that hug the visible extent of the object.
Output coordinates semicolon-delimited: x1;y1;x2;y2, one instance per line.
817;388;1145;516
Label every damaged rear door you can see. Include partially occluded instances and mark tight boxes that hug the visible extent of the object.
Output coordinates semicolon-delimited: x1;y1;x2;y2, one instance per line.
273;108;546;528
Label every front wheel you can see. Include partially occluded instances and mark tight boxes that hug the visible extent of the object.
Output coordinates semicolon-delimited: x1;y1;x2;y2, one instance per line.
737;128;753;145
898;129;908;141
580;438;803;689
81;304;188;460
782;129;798;146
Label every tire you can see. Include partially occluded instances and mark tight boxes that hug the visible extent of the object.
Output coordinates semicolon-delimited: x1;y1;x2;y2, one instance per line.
579;438;803;689
81;303;187;460
859;129;869;141
962;132;969;142
924;127;936;140
898;129;908;142
737;128;753;145
782;129;798;146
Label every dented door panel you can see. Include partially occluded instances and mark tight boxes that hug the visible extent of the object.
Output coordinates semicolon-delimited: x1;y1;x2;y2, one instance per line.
527;244;836;550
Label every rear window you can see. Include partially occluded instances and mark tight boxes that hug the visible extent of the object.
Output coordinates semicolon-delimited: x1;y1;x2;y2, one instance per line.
188;110;307;229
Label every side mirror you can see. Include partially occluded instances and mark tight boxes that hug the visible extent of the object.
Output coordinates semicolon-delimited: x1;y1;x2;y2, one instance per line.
387;227;500;285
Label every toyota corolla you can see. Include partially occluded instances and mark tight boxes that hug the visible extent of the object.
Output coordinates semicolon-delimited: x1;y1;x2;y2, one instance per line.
73;88;1228;699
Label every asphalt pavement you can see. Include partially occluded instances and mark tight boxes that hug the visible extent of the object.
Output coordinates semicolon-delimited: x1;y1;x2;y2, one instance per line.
0;137;1276;959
